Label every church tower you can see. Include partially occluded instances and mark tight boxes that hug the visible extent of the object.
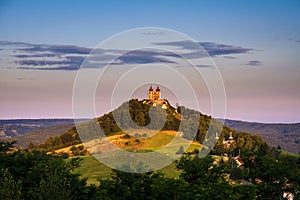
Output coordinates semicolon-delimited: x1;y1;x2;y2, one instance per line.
154;86;161;100
148;86;154;100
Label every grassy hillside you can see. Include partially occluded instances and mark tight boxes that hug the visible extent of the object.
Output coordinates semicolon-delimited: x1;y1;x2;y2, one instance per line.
74;156;180;185
104;130;201;152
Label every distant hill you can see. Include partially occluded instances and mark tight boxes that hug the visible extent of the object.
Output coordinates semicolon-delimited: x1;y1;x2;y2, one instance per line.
224;119;300;153
12;123;75;148
0;119;75;138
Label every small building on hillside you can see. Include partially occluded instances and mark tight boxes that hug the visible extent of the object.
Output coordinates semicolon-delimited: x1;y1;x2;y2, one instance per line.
223;132;234;149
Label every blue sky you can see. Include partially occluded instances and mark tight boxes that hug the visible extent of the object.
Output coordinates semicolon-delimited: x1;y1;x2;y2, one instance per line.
1;0;299;47
0;0;300;122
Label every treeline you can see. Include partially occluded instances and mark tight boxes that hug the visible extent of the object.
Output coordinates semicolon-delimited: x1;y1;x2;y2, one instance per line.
1;141;300;199
97;152;300;200
0;141;93;200
28;127;81;152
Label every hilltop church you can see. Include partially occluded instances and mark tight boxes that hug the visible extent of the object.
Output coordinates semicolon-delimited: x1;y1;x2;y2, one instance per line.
148;86;161;101
144;85;168;109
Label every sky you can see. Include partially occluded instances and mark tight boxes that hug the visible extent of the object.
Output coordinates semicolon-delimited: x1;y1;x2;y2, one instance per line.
0;0;300;123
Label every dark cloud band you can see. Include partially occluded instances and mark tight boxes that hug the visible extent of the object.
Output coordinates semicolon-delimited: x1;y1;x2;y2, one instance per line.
1;40;254;71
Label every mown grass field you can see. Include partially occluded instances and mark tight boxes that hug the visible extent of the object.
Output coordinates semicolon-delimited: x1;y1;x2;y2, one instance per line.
67;130;200;185
86;130;202;153
74;155;181;185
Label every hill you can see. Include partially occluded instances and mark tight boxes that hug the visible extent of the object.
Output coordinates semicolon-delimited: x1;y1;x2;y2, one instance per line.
1;108;299;153
0;119;75;138
225;119;300;153
33;99;270;159
12;123;75;148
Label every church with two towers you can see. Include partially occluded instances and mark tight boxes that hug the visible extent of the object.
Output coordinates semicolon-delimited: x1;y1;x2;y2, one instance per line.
146;85;168;109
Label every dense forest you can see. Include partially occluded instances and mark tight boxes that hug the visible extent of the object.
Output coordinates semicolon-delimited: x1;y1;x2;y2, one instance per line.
1;140;300;199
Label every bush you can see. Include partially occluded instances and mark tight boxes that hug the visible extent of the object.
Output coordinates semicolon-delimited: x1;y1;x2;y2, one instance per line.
135;139;140;144
59;152;69;159
122;134;131;139
124;142;130;146
134;133;141;137
78;145;84;151
142;133;148;138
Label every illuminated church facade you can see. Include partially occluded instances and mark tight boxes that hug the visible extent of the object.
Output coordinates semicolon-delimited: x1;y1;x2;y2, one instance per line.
148;86;161;101
145;85;168;109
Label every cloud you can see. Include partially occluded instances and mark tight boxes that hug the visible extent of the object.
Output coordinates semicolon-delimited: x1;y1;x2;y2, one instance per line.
0;41;32;46
16;56;86;71
18;44;92;55
1;40;255;71
18;65;81;71
14;53;57;58
153;40;201;50
140;31;165;36
115;50;177;64
16;77;34;81
14;50;176;70
223;56;236;59
1;41;92;55
245;60;262;66
153;40;253;56
195;65;213;68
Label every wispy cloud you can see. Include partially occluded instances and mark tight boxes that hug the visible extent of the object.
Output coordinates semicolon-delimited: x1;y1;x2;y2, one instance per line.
16;56;85;70
18;44;92;55
223;56;236;59
14;53;57;58
0;40;255;71
195;64;213;68
116;50;176;64
153;40;253;56
140;31;165;36
16;77;35;81
245;60;262;66
0;41;32;46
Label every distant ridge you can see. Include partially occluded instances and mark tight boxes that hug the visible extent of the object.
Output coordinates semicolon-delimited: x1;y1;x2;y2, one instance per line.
224;119;300;153
0;118;89;138
12;123;75;148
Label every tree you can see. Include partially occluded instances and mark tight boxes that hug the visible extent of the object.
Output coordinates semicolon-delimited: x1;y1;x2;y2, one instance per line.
0;149;93;199
28;142;35;149
0;168;22;200
0;141;15;153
